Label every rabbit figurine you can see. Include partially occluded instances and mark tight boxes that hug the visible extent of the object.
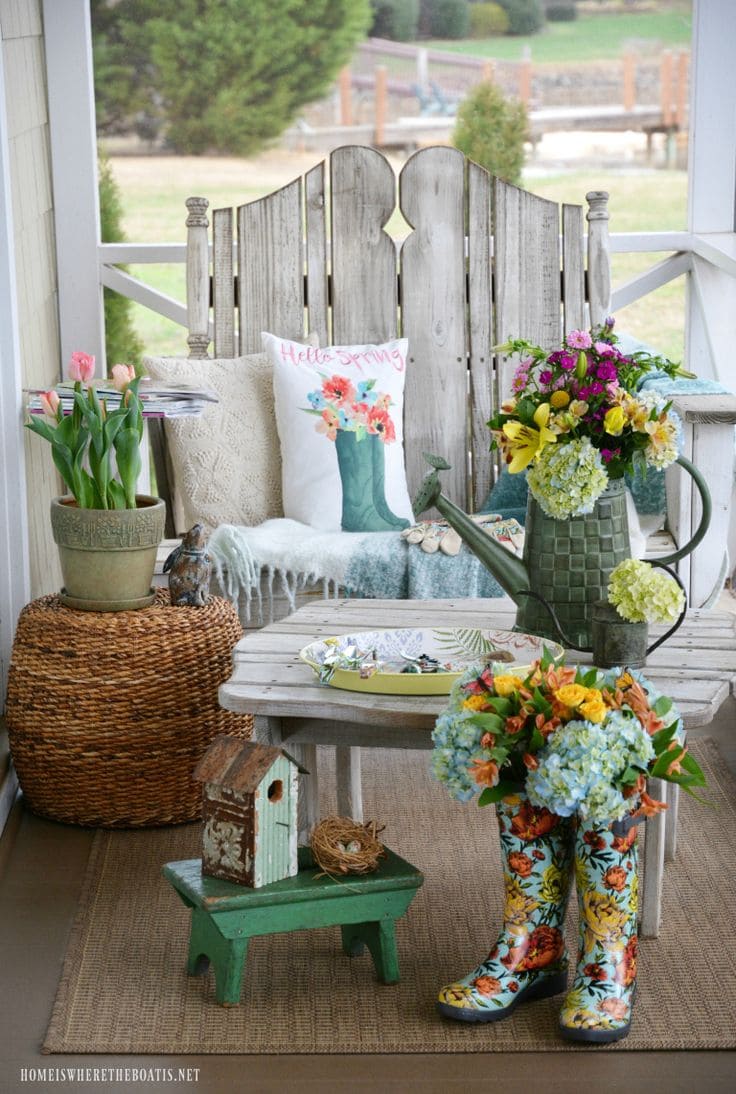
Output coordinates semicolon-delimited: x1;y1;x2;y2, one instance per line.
163;523;211;606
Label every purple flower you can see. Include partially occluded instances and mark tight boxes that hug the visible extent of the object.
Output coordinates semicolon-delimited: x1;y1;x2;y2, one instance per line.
595;341;615;357
558;353;577;371
601;448;620;464
539;369;553;386
596;361;618;382
567;330;593;350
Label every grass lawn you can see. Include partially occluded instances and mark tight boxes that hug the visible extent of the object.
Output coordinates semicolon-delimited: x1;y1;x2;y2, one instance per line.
427;7;692;65
109;150;687;366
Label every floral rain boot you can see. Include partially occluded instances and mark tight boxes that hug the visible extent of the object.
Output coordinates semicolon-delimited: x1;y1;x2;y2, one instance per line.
558;818;639;1043
437;793;574;1023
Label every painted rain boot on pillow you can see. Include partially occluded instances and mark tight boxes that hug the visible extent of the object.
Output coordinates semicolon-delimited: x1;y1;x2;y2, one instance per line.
437;793;574;1023
558;818;639;1043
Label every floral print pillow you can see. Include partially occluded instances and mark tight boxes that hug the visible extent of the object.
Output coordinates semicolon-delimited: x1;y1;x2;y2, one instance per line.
263;333;415;533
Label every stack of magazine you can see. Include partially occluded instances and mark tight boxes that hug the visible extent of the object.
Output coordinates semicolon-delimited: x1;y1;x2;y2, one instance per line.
26;378;219;419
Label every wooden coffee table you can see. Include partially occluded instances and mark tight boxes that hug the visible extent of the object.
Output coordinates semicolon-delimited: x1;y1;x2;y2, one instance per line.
219;597;736;938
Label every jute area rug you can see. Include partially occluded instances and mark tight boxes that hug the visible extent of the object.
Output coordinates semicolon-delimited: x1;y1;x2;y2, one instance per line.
44;739;736;1054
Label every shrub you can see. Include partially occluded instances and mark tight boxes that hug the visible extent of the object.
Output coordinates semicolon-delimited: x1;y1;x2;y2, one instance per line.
98;153;143;369
498;0;545;34
546;3;577;20
370;0;419;41
426;0;471;38
469;3;510;36
453;80;529;185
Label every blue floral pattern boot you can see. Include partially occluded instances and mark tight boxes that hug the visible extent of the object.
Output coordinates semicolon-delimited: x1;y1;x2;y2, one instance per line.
437;792;574;1022
559;818;639;1043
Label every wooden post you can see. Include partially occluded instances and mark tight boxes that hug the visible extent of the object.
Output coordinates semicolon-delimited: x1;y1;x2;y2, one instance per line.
43;0;105;374
482;60;495;83
374;65;387;148
675;50;689;130
338;66;353;127
622;53;636;112
185;197;210;359
660;49;674;126
586;191;611;329
519;48;532;105
416;47;429;92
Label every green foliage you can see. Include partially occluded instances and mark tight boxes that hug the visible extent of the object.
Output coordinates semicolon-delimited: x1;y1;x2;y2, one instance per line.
546;3;577;21
453;80;528;185
498;0;545;34
370;0;419;41
98;153;143;369
425;0;471;38
91;0;162;139
469;3;511;36
92;0;371;156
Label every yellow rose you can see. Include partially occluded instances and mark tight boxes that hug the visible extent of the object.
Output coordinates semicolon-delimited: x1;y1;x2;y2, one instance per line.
604;405;626;436
550;389;570;408
583;891;628;949
462;694;489;711
579;697;607;723
504;878;540;926
493;674;525;697
554;683;588;708
538;863;564;904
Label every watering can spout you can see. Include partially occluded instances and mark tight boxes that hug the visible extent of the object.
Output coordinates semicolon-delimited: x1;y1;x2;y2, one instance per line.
414;454;531;606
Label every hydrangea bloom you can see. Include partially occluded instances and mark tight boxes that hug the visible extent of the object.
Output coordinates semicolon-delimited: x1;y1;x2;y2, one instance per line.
608;558;685;624
526;436;609;519
526;711;655;822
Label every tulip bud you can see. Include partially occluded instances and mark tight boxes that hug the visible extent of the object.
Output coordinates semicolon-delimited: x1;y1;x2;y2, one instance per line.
39;390;60;419
111;363;136;392
574;351;588;380
68;351;95;383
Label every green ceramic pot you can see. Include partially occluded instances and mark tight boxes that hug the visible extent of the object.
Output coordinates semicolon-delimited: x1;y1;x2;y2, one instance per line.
50;495;166;611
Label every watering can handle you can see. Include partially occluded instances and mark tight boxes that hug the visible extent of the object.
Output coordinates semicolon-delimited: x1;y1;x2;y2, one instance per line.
648;455;711;566
645;560;688;655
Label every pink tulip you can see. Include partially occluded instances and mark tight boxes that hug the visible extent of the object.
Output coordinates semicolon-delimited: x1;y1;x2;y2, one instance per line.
110;363;136;392
68;351;95;383
39;390;60;419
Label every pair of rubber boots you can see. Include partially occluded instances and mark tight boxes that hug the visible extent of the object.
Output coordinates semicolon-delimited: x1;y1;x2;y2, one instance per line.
437;792;639;1044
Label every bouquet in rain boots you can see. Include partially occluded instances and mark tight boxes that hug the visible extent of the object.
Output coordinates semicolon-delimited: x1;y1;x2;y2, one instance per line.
432;652;706;1043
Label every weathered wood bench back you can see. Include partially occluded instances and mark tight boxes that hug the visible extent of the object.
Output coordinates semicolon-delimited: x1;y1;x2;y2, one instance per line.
182;144;611;514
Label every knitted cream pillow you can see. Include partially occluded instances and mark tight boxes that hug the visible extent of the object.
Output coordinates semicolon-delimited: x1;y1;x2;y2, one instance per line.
143;354;282;533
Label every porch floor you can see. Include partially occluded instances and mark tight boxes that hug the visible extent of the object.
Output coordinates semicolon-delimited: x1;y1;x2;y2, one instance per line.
1;636;736;1091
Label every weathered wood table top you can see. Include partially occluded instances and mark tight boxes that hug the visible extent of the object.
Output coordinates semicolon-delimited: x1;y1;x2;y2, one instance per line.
219;598;736;739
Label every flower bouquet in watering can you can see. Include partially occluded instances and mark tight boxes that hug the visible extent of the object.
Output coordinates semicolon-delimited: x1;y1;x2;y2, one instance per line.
26;352;165;611
432;651;706;1043
413;319;711;648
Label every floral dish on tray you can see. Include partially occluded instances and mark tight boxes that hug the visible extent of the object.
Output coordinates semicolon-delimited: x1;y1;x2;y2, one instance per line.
299;628;564;695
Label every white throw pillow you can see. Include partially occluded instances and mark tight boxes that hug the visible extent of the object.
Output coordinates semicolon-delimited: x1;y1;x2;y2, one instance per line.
143;354;283;533
262;333;415;533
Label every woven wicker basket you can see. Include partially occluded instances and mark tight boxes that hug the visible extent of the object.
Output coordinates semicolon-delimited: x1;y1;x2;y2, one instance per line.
6;591;253;827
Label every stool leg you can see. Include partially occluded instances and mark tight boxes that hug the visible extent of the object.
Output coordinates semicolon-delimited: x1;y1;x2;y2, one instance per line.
188;908;249;1006
343;920;400;984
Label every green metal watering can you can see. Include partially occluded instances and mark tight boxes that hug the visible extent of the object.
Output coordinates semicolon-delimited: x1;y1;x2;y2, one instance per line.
414;453;711;652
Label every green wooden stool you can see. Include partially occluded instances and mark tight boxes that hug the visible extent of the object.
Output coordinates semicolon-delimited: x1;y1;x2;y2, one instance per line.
163;846;424;1005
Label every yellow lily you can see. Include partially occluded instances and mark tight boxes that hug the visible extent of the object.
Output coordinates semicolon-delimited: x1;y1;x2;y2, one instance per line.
502;403;557;473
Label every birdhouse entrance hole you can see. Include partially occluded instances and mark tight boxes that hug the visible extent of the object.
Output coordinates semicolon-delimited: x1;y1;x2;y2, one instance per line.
268;779;284;803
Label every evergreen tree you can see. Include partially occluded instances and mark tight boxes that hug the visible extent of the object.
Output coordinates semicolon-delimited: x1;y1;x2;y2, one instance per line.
98;153;143;369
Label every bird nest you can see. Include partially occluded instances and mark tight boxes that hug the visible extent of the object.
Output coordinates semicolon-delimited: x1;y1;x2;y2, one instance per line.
310;815;386;876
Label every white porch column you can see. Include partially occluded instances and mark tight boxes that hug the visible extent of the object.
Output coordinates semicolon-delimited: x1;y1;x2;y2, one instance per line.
686;0;736;385
43;0;105;375
0;36;31;707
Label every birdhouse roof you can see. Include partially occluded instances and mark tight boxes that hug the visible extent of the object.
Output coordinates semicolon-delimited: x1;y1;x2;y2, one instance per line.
193;735;307;793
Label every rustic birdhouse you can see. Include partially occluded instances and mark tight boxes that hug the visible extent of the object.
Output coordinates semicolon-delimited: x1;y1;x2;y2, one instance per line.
193;735;305;887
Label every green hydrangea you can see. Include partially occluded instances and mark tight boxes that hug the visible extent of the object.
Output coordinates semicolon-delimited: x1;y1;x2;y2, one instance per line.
608;558;685;624
527;437;609;520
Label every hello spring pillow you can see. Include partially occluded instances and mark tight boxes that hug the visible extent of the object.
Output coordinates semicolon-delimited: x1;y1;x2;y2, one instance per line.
262;333;415;533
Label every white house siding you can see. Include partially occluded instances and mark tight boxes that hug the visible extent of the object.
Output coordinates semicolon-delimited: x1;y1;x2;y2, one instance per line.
1;0;62;597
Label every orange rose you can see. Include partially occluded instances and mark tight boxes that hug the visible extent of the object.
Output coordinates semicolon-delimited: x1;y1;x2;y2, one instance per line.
516;925;564;971
603;866;628;892
472;975;502;997
599;997;629;1020
583;963;607;981
612;829;638;853
510;801;559;841
583;829;606;851
507;851;533;878
615;937;637;988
